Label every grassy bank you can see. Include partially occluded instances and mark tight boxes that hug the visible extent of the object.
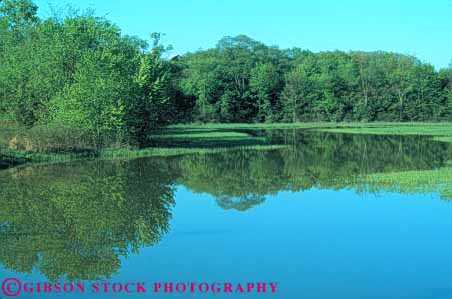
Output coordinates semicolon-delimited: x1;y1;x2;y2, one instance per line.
3;121;452;169
171;122;452;143
0;121;288;168
318;122;452;139
170;121;452;130
1;144;288;169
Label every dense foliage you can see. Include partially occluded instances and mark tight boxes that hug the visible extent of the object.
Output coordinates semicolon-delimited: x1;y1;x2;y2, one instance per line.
180;42;449;123
1;0;452;151
0;0;174;148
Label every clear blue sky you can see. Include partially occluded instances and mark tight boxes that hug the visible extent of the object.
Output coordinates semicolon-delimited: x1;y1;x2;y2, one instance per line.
34;0;452;69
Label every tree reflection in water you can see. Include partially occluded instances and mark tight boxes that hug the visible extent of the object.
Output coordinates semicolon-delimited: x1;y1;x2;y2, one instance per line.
1;130;452;280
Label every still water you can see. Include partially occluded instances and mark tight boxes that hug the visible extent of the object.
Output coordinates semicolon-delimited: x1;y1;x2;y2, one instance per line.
2;130;452;299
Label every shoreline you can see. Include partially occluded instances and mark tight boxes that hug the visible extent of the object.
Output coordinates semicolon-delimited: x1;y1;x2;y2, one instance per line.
2;122;452;170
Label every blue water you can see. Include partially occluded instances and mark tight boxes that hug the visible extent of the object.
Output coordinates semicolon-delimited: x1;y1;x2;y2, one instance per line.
3;186;452;299
2;131;452;299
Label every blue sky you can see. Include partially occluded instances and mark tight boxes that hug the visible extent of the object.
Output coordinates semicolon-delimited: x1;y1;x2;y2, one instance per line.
34;0;452;69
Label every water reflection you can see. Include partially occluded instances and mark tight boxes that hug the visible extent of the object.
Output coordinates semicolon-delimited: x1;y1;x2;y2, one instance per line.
177;131;452;206
0;159;176;280
1;130;452;281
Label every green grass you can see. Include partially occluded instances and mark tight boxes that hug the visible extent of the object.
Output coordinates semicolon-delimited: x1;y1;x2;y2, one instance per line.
169;122;339;129
3;121;452;169
360;166;452;200
171;121;451;130
433;137;452;143
154;131;254;139
161;132;249;138
100;144;286;159
0;121;288;167
320;122;452;139
172;122;452;143
0;122;278;168
1;144;288;170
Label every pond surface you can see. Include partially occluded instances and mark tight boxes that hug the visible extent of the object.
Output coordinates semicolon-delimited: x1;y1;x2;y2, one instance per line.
2;130;452;299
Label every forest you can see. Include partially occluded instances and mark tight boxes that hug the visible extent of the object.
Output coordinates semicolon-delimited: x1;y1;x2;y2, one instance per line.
1;0;452;150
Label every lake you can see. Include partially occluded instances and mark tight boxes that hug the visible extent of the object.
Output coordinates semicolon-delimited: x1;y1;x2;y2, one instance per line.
1;130;452;299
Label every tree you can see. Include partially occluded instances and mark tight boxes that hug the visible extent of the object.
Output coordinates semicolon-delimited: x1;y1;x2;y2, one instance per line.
180;35;289;123
125;33;174;146
0;0;176;148
281;59;319;122
40;14;144;147
1;0;450;150
0;0;38;27
439;66;452;120
250;62;282;122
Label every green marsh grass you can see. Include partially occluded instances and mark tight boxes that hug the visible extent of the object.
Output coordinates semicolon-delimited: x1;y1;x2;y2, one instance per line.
321;122;452;139
3;121;452;169
360;166;452;200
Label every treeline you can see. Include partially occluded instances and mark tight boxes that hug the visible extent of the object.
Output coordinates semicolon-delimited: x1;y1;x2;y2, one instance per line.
179;38;452;123
1;0;452;149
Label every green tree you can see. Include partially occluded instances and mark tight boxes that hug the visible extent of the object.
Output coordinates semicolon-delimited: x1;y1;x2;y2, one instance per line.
250;62;282;122
0;0;38;27
125;33;174;146
281;61;319;122
439;66;452;120
180;35;289;123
